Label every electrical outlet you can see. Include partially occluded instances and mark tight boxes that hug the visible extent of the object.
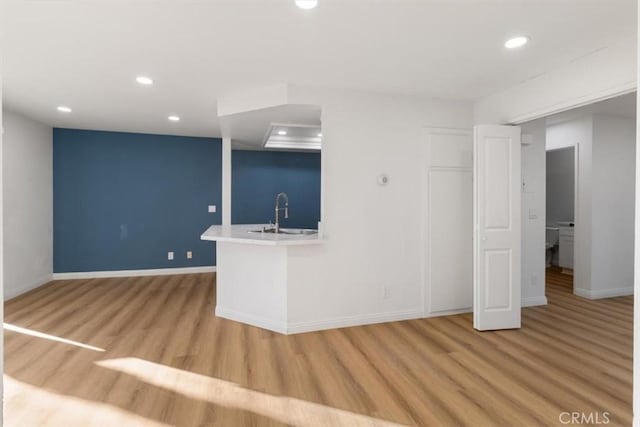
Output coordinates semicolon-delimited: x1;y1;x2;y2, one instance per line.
187;251;193;259
383;286;391;299
531;274;537;287
168;251;174;261
208;205;216;213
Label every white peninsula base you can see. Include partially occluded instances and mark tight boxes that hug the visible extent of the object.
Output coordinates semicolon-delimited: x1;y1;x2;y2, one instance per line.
201;224;323;334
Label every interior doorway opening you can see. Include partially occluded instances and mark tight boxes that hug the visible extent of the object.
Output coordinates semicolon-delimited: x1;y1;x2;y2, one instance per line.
545;145;576;290
535;92;637;301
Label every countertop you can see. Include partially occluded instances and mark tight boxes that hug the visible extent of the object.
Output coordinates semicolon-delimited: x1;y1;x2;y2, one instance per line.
200;224;324;246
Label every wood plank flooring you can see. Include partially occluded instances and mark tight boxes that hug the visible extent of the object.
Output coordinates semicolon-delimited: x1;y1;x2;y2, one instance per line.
4;271;632;426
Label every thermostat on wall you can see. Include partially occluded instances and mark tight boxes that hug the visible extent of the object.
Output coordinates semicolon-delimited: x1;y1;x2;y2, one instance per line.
377;174;389;186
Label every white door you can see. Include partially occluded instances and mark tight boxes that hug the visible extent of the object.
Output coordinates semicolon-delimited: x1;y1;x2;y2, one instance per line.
424;128;473;316
473;125;522;331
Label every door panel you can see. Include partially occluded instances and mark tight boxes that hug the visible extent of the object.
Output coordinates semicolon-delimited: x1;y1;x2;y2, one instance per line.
428;133;473;168
484;249;512;309
424;128;473;316
474;125;521;331
428;169;473;313
484;137;512;229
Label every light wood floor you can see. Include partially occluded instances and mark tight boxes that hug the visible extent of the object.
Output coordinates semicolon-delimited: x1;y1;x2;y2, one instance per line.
4;271;632;426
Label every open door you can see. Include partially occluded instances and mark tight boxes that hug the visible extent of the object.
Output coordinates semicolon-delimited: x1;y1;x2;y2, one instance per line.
473;125;522;331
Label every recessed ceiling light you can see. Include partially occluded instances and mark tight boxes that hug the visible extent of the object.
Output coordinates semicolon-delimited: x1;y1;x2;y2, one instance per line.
136;76;154;85
278;130;288;136
168;115;180;122
295;0;318;9
504;36;529;49
57;106;72;113
317;133;323;137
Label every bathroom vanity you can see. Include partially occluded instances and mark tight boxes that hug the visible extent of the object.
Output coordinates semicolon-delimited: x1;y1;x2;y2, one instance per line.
201;224;323;333
558;224;574;270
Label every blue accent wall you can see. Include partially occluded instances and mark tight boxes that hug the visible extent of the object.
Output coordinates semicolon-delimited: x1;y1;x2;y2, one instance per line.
232;150;321;229
53;129;221;272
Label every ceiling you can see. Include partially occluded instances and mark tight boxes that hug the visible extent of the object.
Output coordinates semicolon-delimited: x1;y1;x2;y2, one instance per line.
547;92;637;125
220;104;321;149
263;123;322;151
1;0;637;139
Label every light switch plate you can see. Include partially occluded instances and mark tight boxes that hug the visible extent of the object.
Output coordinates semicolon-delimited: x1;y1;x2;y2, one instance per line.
208;205;216;213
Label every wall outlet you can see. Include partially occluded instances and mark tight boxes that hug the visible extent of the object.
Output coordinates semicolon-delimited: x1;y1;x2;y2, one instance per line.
168;251;174;261
208;205;216;213
187;251;193;259
530;274;537;288
383;286;391;299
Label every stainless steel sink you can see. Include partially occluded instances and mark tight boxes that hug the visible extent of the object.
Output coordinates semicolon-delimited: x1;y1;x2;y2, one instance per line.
247;227;277;234
279;228;318;235
248;227;318;235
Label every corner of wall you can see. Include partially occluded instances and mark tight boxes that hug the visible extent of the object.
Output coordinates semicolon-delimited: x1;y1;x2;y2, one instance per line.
2;109;54;301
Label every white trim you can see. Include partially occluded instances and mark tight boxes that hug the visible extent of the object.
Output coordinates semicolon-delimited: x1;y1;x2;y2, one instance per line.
52;266;216;280
509;81;637;125
521;296;548;307
216;306;425;335
574;286;634;299
216;306;287;334
426;307;472;317
286;309;425;335
4;274;54;300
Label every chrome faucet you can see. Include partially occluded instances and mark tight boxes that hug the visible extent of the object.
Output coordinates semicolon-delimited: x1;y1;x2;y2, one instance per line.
274;192;289;233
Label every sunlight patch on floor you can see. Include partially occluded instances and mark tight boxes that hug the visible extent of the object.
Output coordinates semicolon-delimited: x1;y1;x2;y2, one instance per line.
4;323;105;352
96;357;404;427
4;375;171;427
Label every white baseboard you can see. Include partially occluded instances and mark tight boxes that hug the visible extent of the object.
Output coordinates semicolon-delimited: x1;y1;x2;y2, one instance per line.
287;308;425;334
215;306;288;334
218;299;564;334
217;306;424;335
425;307;472;317
574;286;633;299
53;266;216;280
522;296;548;307
5;273;54;300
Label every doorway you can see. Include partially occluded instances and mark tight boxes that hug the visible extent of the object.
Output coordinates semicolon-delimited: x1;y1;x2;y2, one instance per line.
539;92;636;300
545;145;576;291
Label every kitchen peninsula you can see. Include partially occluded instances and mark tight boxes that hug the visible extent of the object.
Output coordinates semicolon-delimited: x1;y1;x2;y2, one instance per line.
201;224;323;334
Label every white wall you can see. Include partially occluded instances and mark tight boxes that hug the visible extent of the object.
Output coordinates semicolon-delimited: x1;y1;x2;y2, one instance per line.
591;115;635;296
520;119;547;306
546;147;575;225
283;90;474;327
3;109;53;300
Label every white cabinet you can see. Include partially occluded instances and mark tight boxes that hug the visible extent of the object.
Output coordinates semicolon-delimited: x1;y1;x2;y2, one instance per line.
558;227;574;269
